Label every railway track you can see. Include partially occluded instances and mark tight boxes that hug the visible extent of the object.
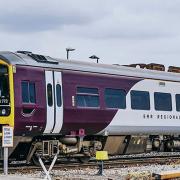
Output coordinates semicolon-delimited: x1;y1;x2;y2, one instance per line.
1;152;180;174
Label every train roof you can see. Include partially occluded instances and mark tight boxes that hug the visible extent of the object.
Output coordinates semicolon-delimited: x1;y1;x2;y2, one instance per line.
0;51;180;82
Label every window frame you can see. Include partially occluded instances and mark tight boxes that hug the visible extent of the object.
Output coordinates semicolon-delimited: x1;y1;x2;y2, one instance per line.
56;84;62;107
47;83;53;107
0;64;10;99
21;81;36;104
154;92;172;111
104;88;126;109
76;86;100;108
29;82;36;103
130;90;150;110
176;94;180;112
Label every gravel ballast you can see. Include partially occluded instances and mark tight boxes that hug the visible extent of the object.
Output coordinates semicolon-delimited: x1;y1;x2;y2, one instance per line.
4;163;180;180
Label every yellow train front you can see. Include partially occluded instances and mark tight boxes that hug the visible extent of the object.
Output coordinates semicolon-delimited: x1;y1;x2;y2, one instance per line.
0;59;14;129
0;58;14;156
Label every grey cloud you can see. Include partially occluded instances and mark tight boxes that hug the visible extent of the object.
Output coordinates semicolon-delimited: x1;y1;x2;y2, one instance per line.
0;0;110;33
64;16;177;40
61;0;180;40
0;0;180;67
0;12;92;33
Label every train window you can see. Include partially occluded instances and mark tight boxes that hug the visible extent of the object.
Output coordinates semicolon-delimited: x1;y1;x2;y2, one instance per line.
105;88;126;109
29;83;36;103
47;84;53;107
76;87;99;107
154;92;172;111
56;84;62;107
22;82;29;103
131;90;150;110
21;81;36;103
175;94;180;111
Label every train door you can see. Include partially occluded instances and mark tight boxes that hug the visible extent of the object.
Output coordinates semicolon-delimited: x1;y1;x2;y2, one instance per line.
52;71;63;133
44;71;63;134
44;71;55;133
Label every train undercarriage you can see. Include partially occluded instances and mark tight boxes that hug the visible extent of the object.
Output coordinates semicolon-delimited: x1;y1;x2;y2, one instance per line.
1;134;180;165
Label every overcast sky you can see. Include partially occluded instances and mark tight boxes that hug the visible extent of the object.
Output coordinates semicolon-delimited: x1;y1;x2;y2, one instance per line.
0;0;180;67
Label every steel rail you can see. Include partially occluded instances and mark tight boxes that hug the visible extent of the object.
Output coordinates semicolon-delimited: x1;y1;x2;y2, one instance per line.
0;153;180;173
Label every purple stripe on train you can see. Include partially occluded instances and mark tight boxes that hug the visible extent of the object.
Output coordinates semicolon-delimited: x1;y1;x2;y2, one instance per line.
13;66;142;136
61;71;142;135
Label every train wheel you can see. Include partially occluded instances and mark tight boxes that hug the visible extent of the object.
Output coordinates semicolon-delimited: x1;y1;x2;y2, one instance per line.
78;156;90;163
31;154;41;166
31;154;48;166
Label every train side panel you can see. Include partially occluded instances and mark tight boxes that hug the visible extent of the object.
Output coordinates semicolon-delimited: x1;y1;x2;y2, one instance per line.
61;70;141;135
13;66;46;136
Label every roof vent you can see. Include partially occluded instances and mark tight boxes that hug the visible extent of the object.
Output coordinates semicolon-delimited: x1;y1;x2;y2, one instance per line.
28;53;47;62
17;51;58;64
17;51;32;54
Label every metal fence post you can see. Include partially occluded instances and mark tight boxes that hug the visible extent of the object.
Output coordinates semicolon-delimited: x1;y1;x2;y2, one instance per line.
4;147;8;175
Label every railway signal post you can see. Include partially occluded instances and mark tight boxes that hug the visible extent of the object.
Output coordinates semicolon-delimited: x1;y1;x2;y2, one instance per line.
2;126;13;175
96;151;108;175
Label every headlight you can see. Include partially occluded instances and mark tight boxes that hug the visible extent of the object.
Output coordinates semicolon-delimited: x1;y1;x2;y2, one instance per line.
0;107;10;116
2;109;6;115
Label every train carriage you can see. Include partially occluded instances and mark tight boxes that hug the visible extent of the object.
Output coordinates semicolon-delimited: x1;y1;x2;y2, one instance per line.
1;51;180;163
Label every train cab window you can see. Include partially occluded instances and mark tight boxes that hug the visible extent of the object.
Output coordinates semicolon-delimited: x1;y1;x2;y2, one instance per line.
175;94;180;111
105;88;126;109
154;92;172;111
21;81;36;103
76;87;99;107
56;84;62;107
47;84;53;106
0;65;9;98
0;65;10;116
131;90;150;110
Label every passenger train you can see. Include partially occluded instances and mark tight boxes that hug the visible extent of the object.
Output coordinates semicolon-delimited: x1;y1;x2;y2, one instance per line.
1;51;180;164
